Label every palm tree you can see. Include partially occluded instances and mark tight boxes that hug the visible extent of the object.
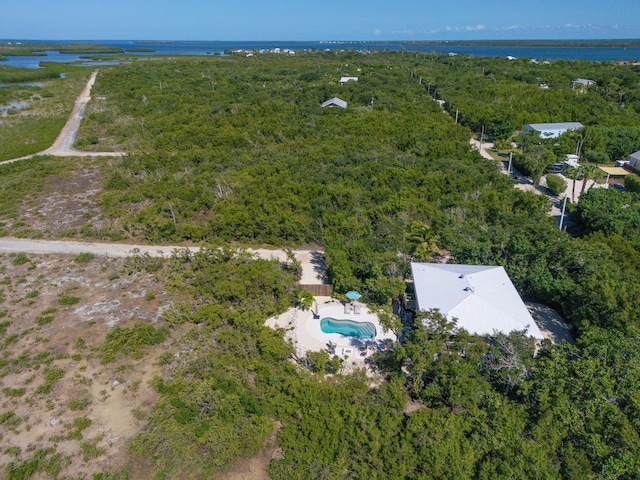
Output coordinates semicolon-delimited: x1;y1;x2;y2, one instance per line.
565;166;580;203
407;221;442;261
580;164;599;195
580;163;604;195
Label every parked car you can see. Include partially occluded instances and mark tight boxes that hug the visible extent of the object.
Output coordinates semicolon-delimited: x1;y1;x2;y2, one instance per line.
545;162;564;174
611;183;626;192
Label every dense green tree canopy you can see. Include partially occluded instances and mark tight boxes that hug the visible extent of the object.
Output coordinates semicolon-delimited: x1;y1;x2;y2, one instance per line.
3;50;640;479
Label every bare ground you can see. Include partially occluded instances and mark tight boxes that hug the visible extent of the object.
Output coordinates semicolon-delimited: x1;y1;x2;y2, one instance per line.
0;251;172;478
19;158;106;236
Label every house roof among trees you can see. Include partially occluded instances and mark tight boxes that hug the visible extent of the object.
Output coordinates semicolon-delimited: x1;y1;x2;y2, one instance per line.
321;97;347;108
411;263;544;339
523;122;584;132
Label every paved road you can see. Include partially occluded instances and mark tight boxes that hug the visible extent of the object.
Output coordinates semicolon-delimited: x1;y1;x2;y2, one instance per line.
0;237;327;285
0;71;125;166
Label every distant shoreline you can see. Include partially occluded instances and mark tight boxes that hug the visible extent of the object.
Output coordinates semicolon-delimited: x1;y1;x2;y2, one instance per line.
399;39;640;48
2;39;639;64
3;39;640;48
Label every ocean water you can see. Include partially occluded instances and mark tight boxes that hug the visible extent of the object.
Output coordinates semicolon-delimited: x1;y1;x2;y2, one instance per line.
2;40;639;68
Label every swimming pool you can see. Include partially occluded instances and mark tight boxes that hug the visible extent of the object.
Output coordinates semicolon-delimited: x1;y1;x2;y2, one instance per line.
320;318;377;339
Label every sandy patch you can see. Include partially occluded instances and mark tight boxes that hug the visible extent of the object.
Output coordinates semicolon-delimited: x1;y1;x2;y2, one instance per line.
526;301;574;344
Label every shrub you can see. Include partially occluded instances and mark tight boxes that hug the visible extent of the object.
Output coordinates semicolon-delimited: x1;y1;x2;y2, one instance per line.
11;253;30;266
101;322;169;363
545;173;568;196
585;150;610;164
80;441;105;461
3;387;26;398
625;174;640;193
74;252;95;263
68;398;90;411
37;367;65;394
35;315;54;326
58;295;80;305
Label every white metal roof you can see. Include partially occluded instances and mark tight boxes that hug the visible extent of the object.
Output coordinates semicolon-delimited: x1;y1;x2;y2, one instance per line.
321;97;347;108
524;122;583;132
411;263;544;339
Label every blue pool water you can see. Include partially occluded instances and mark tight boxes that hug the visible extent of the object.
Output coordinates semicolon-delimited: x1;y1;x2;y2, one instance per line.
320;318;376;339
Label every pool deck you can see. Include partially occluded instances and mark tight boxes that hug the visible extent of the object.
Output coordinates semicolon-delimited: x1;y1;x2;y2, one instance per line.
265;297;396;368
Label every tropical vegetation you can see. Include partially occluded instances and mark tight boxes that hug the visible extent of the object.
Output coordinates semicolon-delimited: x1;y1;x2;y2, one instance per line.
1;49;640;478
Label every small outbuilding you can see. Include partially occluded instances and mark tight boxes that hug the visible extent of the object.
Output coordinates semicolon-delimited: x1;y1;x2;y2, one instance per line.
411;263;544;340
564;154;580;168
321;97;347;109
521;122;584;139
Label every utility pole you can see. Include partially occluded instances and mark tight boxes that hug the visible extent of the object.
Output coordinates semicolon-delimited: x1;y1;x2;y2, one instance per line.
480;125;485;145
508;152;513;176
559;195;568;231
455;109;459;123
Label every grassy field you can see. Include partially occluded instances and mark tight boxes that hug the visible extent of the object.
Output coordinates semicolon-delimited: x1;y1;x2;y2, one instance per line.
0;44;123;56
0;66;91;161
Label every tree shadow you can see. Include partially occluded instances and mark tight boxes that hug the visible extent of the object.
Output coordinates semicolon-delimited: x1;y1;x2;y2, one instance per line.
526;302;574;345
310;250;328;283
347;336;392;357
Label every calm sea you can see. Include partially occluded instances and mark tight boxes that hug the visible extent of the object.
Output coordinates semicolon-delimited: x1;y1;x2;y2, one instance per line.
2;40;640;68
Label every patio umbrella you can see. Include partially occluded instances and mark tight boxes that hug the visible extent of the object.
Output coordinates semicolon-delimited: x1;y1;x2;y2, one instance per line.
345;291;362;301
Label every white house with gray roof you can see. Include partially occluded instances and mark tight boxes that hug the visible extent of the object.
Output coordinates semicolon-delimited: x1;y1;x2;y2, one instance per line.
521;122;584;139
411;263;544;339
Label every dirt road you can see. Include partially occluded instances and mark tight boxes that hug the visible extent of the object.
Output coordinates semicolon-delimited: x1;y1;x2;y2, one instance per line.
0;237;327;285
469;138;495;160
0;70;125;166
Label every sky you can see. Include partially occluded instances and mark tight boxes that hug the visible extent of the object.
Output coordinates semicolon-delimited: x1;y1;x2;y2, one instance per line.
2;0;639;41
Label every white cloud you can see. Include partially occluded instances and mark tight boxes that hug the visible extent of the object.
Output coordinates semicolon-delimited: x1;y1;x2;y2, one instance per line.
391;28;441;36
374;28;382;36
442;24;486;33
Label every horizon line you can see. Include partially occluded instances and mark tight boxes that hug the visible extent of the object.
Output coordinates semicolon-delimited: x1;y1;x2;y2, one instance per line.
3;38;640;43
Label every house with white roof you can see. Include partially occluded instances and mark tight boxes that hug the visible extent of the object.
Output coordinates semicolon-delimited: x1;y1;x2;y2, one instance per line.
339;76;358;85
410;263;544;340
572;78;596;87
521;122;583;139
321;97;347;109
